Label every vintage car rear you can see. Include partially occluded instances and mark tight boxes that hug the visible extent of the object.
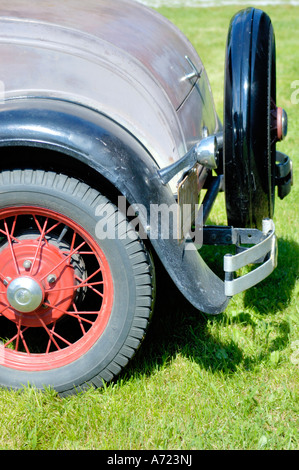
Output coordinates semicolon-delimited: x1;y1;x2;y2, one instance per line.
0;0;292;394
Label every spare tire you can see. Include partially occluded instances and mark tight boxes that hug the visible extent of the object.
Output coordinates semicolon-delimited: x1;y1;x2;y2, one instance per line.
224;8;279;229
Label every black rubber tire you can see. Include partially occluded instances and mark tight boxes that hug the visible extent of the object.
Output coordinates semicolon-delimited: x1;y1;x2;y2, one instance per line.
224;8;277;229
0;169;155;396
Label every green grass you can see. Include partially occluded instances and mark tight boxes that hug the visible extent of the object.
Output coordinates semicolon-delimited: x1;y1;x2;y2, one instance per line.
0;5;298;450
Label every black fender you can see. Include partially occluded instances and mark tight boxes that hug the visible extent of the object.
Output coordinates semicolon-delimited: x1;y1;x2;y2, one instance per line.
0;98;228;314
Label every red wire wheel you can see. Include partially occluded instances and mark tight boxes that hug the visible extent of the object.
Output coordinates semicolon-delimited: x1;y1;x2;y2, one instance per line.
0;206;113;370
0;170;155;395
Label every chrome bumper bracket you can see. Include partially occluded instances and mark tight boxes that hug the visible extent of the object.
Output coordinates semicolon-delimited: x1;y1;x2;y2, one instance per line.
224;219;277;297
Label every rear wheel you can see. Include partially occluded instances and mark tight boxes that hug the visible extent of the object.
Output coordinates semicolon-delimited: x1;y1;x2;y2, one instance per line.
0;169;155;395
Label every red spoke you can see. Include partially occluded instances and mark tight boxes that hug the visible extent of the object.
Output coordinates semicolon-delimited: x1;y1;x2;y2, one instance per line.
75;274;104;298
0;303;10;312
49;329;72;347
62;251;95;255
45;280;104;294
69;231;76;249
0;227;18;243
68;232;77;266
44;300;98;323
15;320;21;353
86;284;104;297
33;215;48;241
19;324;31;354
45;266;103;294
45;322;58;353
5;322;30;354
0;219;19;243
30;217;49;274
64;310;95;325
10;216;18;239
0;306;11;321
4;219;19;274
79;267;102;284
44;221;62;237
45;299;100;323
72;302;86;334
40;239;86;282
69;311;101;315
35;315;68;349
50;331;72;347
3;336;15;348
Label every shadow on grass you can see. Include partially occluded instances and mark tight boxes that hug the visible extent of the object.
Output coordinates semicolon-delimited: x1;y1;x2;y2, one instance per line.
116;257;242;382
117;237;298;384
243;237;299;314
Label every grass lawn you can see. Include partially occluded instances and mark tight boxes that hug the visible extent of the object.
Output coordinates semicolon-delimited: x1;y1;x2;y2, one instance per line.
0;5;298;450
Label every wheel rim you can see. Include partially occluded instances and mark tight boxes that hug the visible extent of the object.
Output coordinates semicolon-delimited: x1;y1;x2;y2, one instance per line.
0;206;113;371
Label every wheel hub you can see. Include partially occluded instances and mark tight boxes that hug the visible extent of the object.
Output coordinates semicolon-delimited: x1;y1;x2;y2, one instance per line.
0;237;76;327
7;276;44;313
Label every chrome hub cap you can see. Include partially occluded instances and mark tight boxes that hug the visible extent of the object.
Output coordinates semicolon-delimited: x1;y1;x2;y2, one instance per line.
7;277;43;313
